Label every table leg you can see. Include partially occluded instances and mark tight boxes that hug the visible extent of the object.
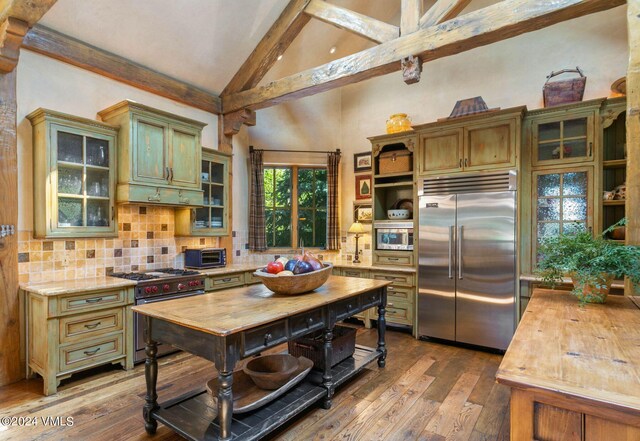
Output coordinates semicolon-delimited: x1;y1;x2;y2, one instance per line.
143;316;158;435
321;326;334;409
217;371;234;441
377;288;387;368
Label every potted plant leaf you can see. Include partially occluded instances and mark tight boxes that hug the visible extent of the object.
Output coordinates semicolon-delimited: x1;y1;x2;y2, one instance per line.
536;218;640;304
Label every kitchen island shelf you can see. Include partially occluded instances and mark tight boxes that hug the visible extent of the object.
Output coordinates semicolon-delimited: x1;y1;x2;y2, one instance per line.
153;345;379;441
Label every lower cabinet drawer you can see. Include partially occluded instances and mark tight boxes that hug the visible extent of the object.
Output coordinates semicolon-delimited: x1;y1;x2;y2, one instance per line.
58;290;127;315
386;285;414;302
373;252;414;267
361;290;381;309
244;271;262;285
290;309;325;338
206;273;245;291
370;271;414;286
335;298;361;321
59;333;124;373
341;268;369;278
59;308;124;344
242;320;288;356
386;300;413;326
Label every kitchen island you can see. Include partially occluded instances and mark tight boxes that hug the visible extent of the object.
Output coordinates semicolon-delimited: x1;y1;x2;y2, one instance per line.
496;288;640;441
132;275;390;441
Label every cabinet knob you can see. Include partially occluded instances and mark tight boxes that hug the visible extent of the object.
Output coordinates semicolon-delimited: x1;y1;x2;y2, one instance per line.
264;333;273;344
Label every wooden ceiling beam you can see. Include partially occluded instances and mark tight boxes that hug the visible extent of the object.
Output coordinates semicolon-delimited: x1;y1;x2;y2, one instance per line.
22;25;222;114
419;0;473;29
304;0;399;44
222;0;623;114
401;0;422;35
0;0;57;26
220;0;312;97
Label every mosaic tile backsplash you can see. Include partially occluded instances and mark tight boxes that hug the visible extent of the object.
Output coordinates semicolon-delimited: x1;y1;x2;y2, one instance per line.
18;205;219;284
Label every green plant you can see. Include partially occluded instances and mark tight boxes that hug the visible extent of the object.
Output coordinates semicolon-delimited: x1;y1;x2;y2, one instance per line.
535;218;640;303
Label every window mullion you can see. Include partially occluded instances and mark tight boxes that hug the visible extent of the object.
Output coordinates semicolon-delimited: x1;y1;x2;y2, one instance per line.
292;166;298;248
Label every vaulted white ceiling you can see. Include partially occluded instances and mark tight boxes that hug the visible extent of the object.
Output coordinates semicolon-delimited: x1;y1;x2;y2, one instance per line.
38;1;491;95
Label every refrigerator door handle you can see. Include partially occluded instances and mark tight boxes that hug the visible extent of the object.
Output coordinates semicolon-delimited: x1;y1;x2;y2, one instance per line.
448;225;454;279
457;226;463;279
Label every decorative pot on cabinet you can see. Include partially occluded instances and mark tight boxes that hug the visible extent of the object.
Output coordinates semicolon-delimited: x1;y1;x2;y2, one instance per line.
386;113;412;134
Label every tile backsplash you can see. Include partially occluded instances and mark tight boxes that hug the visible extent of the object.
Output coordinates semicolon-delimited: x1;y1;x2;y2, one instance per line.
18;205;219;284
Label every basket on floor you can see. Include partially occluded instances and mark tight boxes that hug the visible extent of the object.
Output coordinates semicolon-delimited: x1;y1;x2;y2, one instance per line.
288;325;356;369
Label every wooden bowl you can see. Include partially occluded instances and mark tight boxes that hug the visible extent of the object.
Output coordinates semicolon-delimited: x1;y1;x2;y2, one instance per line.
253;263;333;295
243;354;299;390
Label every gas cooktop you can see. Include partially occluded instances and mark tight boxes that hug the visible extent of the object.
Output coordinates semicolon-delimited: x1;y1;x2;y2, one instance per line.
111;268;201;280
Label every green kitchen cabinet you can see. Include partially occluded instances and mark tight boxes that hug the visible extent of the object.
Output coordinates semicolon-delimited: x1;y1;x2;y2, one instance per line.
175;149;231;236
98;100;205;206
27;108;119;238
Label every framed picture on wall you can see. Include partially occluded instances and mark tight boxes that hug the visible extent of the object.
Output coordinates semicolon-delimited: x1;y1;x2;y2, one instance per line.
355;175;372;200
354;152;372;172
354;205;372;223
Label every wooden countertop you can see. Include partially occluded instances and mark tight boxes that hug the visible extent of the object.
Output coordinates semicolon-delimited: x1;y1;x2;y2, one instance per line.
132;276;390;337
496;289;640;413
20;277;137;296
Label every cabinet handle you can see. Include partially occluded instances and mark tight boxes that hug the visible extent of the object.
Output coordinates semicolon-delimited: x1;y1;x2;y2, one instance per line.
388;302;394;307
388;286;395;291
388;258;399;261
84;321;101;329
85;297;103;304
464;158;468;167
222;278;232;282
589;142;593;157
166;167;170;181
83;347;101;356
306;317;314;326
111;206;115;221
148;189;161;202
170;168;174;181
459;158;463;168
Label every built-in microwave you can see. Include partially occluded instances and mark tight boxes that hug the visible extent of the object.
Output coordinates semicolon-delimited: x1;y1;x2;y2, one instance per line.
375;222;414;251
185;248;226;269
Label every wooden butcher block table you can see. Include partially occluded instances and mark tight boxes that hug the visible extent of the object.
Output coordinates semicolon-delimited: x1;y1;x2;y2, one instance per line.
132;275;390;441
496;288;640;441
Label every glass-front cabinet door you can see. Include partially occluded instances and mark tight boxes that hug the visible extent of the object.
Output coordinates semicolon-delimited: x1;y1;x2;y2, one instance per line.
532;167;593;264
28;109;118;238
176;150;231;237
532;112;595;166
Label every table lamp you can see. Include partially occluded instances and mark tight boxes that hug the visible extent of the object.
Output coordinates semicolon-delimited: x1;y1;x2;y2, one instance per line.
348;221;366;264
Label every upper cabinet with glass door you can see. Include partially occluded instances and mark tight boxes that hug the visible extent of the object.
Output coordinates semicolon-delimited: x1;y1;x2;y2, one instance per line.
28;109;119;238
175;150;231;237
529;99;603;167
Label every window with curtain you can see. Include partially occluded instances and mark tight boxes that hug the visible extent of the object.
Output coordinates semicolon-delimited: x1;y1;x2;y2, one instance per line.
264;166;327;248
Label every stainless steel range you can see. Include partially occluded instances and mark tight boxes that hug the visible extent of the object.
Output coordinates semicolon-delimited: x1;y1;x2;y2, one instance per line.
111;268;206;363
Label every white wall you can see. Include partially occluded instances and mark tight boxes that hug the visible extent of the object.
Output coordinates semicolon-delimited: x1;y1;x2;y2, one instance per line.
246;6;628;245
16;51;219;230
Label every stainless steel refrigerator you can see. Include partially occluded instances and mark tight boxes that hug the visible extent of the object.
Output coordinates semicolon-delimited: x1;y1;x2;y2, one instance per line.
418;171;517;350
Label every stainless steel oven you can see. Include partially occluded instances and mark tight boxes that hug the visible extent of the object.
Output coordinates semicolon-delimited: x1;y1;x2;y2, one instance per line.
375;222;414;250
134;289;205;362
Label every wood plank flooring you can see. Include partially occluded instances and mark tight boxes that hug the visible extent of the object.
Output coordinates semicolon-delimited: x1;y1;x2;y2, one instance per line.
0;327;510;441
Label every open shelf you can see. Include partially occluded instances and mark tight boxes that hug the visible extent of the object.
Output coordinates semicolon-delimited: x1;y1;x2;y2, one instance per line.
603;200;626;206
373;171;414;180
603;159;627;168
152;345;381;441
374;182;413;189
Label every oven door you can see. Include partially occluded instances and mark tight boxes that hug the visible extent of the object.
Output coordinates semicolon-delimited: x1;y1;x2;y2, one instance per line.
201;249;224;267
134;290;205;363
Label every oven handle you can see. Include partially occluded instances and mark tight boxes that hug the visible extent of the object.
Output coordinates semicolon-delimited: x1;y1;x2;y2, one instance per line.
136;290;205;304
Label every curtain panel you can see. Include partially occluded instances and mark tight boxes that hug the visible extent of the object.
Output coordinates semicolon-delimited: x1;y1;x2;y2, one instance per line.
327;151;341;250
249;148;267;251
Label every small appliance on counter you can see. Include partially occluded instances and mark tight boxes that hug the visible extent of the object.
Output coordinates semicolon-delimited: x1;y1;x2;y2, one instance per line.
185;247;226;269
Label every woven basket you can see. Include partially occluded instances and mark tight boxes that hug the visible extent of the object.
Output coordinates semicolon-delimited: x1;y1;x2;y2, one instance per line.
379;150;412;174
288;325;356;369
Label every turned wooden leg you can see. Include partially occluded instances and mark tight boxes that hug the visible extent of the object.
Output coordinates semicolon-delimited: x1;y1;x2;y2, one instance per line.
377;288;387;368
321;326;334;409
217;371;234;441
143;316;159;435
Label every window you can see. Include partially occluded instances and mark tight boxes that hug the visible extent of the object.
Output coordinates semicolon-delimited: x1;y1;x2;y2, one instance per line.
264;166;327;248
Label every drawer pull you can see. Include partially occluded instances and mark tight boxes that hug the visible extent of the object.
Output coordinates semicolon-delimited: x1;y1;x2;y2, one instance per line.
388;302;394;307
264;333;273;345
348;304;353;310
388;309;397;314
84;321;101;329
222;278;232;282
83;347;101;356
306;317;314;326
388;258;399;261
388;287;395;291
85;297;103;304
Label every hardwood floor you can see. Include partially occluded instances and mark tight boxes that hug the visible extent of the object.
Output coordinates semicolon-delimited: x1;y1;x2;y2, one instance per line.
0;327;510;441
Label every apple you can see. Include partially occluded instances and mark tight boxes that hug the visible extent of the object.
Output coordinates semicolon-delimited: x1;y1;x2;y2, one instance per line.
266;261;284;274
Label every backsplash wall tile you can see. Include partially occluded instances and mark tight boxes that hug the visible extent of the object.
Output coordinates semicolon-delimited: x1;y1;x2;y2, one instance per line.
18;204;219;284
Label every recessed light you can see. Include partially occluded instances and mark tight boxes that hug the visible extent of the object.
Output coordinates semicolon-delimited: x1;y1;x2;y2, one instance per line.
329;46;337;54
277;54;283;61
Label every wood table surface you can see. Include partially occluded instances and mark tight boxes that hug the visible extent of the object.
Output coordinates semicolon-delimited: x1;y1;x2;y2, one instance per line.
496;289;640;414
132;275;390;336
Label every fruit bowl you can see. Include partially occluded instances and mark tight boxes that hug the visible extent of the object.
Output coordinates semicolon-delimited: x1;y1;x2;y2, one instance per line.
253;263;333;295
243;354;300;390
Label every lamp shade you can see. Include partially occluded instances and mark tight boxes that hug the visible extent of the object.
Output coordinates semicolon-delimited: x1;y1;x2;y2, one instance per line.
348;222;366;234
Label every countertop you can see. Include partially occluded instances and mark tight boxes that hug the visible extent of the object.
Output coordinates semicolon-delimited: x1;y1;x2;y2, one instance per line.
20;277;137;296
519;273;625;290
133;276;390;336
496;288;640;413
